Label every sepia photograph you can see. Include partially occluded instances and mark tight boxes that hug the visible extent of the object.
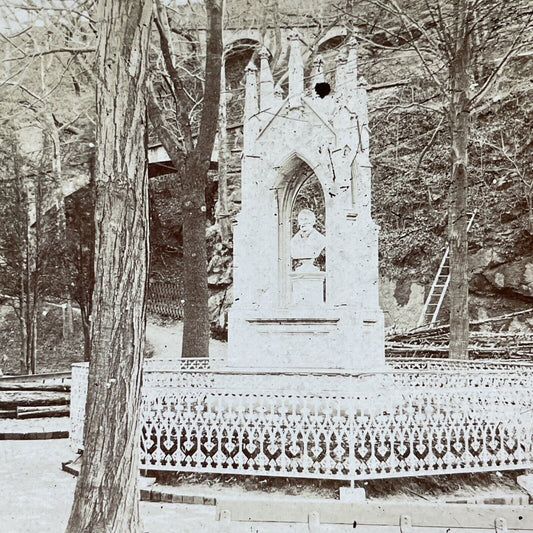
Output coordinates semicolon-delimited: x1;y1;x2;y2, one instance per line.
0;0;532;531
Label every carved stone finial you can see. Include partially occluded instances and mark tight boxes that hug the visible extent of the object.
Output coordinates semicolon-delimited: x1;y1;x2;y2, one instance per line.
289;29;301;41
313;54;324;69
259;46;274;112
259;46;270;59
311;54;325;92
244;60;259;123
336;51;348;64
346;35;358;69
288;31;304;108
348;35;358;48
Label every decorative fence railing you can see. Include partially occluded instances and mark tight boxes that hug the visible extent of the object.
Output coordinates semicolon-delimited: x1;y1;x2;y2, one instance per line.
71;358;533;481
147;281;184;319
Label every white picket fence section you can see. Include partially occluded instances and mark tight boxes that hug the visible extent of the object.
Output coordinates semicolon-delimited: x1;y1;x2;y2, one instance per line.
70;358;533;481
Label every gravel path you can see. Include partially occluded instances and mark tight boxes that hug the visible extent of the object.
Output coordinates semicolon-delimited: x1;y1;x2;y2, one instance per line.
145;317;227;361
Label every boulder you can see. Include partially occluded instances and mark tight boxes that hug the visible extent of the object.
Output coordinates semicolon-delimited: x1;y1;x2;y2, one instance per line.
483;255;533;299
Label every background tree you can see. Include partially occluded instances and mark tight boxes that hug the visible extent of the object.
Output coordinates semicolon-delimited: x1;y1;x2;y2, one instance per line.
64;179;95;361
350;0;533;357
148;0;223;359
0;129;66;373
0;0;97;369
65;0;152;530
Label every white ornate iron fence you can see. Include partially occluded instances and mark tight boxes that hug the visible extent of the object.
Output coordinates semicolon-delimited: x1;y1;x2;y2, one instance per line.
70;359;533;481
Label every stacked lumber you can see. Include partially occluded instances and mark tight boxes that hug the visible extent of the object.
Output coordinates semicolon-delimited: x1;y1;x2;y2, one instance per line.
386;308;533;359
0;377;71;419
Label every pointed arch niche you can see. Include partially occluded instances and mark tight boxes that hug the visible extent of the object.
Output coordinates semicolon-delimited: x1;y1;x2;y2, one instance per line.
277;155;326;307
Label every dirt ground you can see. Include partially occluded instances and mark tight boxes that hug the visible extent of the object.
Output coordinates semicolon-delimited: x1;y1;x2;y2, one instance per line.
155;469;529;505
0;438;217;533
145;314;227;360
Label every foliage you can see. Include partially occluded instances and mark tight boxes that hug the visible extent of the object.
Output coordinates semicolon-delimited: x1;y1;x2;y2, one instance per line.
0;130;69;372
355;0;533;305
0;304;85;375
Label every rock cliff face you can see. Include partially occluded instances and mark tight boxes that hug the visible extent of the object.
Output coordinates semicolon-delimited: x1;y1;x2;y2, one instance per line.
205;252;533;337
377;252;533;333
469;249;533;328
206;236;233;338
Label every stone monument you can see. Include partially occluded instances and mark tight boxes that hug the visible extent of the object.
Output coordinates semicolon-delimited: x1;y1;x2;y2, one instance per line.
227;34;385;378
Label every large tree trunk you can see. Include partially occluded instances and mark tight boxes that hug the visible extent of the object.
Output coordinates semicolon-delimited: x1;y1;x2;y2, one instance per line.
65;0;152;531
448;3;470;360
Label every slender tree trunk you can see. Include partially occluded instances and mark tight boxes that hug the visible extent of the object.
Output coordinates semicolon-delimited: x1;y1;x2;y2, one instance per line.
149;0;222;359
526;189;533;234
181;157;211;358
24;246;32;373
29;313;37;374
19;313;27;373
216;58;232;242
448;4;470;360
181;1;222;358
80;307;91;362
215;0;230;241
65;0;152;531
63;297;74;340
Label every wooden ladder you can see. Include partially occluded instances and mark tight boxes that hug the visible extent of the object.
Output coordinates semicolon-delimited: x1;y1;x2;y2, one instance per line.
417;211;476;328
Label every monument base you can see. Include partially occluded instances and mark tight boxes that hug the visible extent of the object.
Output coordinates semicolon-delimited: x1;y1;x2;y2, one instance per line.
211;366;396;415
228;304;384;372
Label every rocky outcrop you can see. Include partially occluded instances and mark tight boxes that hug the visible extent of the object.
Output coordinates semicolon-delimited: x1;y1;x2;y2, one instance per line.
380;278;425;330
207;232;233;338
470;248;533;301
483;256;533;299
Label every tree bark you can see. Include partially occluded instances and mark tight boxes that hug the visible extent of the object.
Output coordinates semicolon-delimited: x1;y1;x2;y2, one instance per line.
64;297;74;340
19;313;27;373
448;1;470;360
181;156;211;358
65;0;152;531
80;307;91;362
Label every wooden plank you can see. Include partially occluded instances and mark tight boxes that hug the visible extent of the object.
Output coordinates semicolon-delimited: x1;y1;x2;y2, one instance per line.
0;371;71;383
215;499;533;529
16;405;70;419
0;383;70;392
0;391;70;409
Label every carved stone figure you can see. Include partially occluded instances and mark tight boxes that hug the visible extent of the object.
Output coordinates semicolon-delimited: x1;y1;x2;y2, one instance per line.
290;209;326;272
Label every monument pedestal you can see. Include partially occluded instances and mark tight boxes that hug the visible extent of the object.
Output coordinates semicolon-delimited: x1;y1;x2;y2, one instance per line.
227;304;384;373
211;366;395;415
